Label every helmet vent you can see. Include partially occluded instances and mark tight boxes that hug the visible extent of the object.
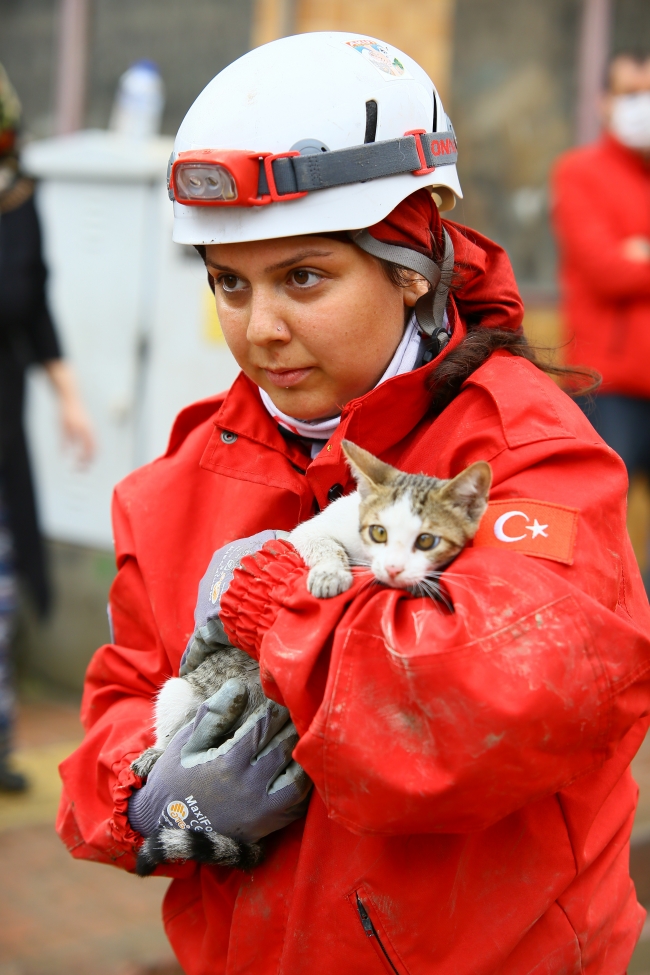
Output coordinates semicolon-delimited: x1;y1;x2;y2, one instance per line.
364;100;378;144
432;92;438;133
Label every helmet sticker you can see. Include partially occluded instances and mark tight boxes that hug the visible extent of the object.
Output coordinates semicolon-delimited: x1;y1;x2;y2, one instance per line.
345;40;412;81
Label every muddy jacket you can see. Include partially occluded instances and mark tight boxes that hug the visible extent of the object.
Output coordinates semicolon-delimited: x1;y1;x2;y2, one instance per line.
58;250;650;975
552;133;650;398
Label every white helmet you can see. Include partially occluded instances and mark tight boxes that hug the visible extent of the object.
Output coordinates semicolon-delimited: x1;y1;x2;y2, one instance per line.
170;32;462;247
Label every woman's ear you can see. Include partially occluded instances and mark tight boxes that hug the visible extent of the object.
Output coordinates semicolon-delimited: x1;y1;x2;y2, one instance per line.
401;272;430;308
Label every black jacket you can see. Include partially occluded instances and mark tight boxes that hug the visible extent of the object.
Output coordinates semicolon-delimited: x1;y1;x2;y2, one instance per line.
0;189;61;613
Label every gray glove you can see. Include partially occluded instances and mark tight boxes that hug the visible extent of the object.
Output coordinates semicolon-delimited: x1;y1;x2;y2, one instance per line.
128;678;311;844
180;530;289;676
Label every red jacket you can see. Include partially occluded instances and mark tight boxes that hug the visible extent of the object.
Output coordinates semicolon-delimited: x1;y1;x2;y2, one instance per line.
551;134;650;398
57;247;650;975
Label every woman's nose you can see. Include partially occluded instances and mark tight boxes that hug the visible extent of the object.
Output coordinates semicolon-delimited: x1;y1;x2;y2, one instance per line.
246;294;291;346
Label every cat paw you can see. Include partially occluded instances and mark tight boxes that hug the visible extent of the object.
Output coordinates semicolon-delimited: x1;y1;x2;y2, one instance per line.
131;747;164;780
307;566;353;599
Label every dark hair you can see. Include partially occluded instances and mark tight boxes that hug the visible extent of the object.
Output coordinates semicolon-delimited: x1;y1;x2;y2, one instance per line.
610;50;650;67
607;51;650;91
378;258;600;413
194;244;215;291
428;326;600;413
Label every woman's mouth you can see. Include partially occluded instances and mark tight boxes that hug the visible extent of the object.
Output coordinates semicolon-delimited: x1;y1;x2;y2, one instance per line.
263;367;314;388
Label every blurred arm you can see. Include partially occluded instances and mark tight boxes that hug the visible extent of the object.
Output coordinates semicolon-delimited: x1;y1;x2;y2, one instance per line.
551;158;650;300
43;358;95;465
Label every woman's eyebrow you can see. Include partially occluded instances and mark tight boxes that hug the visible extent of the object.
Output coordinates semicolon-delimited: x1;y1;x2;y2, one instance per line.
264;249;333;272
205;249;333;276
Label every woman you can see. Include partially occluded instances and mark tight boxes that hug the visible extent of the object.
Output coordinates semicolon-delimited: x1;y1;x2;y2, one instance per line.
0;63;94;790
58;34;650;974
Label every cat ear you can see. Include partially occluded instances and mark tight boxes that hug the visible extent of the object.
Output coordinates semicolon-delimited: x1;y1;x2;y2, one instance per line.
440;461;492;525
341;440;395;498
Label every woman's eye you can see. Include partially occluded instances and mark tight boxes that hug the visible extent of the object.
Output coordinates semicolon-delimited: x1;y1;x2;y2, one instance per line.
415;533;439;551
290;269;321;288
369;525;387;544
218;274;247;293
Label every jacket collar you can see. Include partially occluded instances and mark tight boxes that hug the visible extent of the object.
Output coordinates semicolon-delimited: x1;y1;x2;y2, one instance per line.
211;303;467;508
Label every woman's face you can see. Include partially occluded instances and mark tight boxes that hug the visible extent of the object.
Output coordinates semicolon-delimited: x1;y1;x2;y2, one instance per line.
204;235;426;420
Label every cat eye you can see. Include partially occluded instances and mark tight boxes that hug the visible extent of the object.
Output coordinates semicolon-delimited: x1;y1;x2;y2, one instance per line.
368;525;387;544
415;533;439;551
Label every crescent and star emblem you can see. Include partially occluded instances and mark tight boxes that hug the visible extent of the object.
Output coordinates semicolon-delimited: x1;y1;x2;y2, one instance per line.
493;511;549;543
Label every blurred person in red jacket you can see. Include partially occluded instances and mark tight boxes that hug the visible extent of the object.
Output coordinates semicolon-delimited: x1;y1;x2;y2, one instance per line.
57;35;650;975
552;52;650;481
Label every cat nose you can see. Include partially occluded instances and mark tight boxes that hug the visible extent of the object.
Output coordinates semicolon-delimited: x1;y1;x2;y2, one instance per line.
386;565;404;580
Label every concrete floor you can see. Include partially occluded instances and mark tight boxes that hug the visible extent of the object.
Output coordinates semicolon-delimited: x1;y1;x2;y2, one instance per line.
0;694;182;975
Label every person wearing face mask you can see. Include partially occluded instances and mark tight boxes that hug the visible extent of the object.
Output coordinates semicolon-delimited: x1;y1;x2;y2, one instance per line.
552;52;650;491
56;34;650;975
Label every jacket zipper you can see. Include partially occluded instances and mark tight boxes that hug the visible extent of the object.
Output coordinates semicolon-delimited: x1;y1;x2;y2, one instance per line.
356;893;400;975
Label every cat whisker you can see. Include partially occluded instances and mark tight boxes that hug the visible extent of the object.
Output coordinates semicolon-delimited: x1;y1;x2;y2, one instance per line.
354;574;383;598
428;570;477;593
421;572;454;603
355;569;381;593
415;577;454;612
430;577;479;601
420;590;453;613
439;570;494;584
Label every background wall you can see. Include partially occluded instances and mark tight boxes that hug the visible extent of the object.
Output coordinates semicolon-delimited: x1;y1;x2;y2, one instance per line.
614;0;650;54
450;0;579;297
0;0;254;138
0;0;57;138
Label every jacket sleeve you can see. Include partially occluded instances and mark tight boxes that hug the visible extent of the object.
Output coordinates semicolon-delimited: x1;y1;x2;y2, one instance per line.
220;508;650;837
56;497;194;878
551;157;650;301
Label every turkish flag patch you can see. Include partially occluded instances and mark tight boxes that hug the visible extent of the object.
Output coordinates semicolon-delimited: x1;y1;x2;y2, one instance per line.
472;498;580;565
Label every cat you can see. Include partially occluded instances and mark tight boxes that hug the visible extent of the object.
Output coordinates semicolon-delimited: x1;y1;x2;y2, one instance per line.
132;441;491;876
290;440;492;601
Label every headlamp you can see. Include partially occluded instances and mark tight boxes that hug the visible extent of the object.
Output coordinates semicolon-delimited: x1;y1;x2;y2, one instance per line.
175;163;237;202
169;131;458;209
171;150;264;207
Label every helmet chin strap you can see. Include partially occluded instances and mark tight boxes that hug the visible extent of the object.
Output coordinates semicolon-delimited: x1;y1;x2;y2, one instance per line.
348;226;454;354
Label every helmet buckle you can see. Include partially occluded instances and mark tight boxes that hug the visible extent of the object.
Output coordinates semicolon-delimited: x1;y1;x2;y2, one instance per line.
405;130;436;176
262;152;309;203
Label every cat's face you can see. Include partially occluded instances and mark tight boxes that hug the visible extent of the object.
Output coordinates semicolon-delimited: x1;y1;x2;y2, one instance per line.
342;440;491;590
359;492;470;588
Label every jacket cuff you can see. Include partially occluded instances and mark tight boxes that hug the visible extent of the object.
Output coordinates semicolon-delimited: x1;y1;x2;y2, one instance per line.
220;539;306;659
110;762;147;854
109;763;197;878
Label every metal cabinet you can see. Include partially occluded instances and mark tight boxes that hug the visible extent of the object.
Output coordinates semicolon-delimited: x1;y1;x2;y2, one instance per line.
23;130;238;549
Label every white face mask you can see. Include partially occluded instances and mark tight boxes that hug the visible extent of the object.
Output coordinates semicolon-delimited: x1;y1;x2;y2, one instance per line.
610;92;650;149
